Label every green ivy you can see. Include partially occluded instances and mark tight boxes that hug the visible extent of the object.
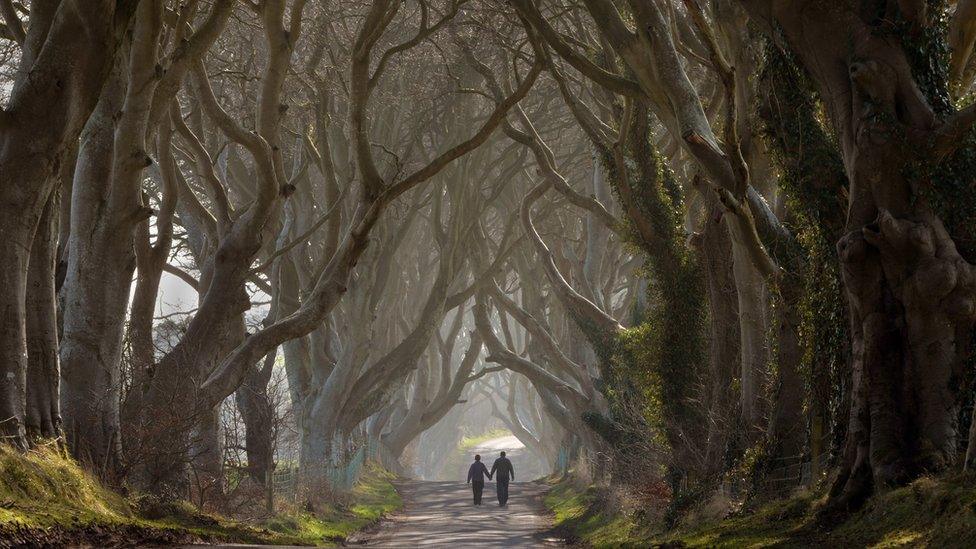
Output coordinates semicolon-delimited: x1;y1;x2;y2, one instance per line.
757;42;851;464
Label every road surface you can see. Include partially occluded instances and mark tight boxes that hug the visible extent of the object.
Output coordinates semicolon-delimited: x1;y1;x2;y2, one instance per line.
354;434;559;546
187;435;559;548
352;480;560;547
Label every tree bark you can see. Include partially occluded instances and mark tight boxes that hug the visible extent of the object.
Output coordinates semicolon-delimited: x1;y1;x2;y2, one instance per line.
0;1;133;449
234;351;276;485
59;72;129;477
741;0;976;510
25;190;61;440
729;232;768;434
692;198;740;480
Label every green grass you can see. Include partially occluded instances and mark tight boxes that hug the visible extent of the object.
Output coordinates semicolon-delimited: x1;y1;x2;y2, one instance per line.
0;442;131;527
263;462;402;545
543;472;976;548
543;477;650;548
0;444;402;547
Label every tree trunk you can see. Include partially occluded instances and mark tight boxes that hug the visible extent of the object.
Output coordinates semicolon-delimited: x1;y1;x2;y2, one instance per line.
765;276;806;467
729;232;768;434
189;405;223;507
693;200;741;480
59;76;130;479
0;2;132;449
743;0;976;510
234;351;276;485
25;189;62;440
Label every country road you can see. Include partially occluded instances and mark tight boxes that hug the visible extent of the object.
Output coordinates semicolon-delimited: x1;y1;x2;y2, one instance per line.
352;434;560;547
351;480;561;547
187;435;560;548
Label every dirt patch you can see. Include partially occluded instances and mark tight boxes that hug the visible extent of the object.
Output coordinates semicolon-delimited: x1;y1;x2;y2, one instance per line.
0;521;205;548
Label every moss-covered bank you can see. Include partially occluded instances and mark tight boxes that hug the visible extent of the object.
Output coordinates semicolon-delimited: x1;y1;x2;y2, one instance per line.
0;444;401;547
544;472;976;548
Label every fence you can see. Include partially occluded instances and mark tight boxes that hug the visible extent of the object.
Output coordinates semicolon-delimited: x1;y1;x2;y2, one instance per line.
271;437;386;501
555;447;570;474
757;451;831;495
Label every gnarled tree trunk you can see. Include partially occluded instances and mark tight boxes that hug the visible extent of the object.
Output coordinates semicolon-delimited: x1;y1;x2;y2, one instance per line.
742;0;976;510
0;1;132;449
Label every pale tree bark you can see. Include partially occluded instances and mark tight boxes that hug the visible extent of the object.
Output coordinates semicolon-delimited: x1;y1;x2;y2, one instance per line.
124;107;180;437
480;375;562;468
473;292;597;454
0;1;136;449
133;1;309;495
25;189;61;440
730;231;768;434
235;351;277;486
949;0;976;96
61;0;164;478
195;5;543;432
382;332;490;459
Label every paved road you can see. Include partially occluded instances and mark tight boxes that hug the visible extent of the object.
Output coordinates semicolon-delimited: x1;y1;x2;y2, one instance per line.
352;480;560;547
184;436;559;548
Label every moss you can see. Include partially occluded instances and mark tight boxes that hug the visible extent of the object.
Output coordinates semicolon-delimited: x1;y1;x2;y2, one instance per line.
0;443;130;527
543;477;653;548
261;464;400;545
546;472;976;548
587;103;707;494
0;444;402;547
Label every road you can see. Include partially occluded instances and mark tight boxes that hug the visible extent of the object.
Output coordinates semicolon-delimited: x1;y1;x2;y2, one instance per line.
353;434;559;547
186;435;558;548
351;480;560;547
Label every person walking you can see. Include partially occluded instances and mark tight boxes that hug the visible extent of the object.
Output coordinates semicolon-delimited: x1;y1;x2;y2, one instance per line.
466;454;491;505
490;451;515;506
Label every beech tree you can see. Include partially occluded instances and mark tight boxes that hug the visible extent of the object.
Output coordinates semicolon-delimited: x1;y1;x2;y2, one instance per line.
6;0;976;532
0;1;137;449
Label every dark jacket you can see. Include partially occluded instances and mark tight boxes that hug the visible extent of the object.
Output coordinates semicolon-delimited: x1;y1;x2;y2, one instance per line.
490;457;514;481
467;461;490;483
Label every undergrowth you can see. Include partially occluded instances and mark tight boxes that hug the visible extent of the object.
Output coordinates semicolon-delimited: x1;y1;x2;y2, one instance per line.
0;444;401;547
544;471;976;548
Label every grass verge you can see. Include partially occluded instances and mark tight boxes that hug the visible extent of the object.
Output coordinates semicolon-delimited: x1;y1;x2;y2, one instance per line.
543;472;976;548
263;462;401;544
543;477;650;547
0;444;402;547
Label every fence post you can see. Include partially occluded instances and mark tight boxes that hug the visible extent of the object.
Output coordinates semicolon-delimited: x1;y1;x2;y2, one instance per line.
265;469;274;515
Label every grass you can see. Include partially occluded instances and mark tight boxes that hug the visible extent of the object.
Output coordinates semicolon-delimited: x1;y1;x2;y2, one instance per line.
263;463;401;544
543;472;976;548
0;444;402;547
0;442;131;527
543;477;649;548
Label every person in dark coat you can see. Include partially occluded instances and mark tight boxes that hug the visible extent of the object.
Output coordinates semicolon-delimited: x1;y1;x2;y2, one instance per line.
466;454;491;505
490;451;515;506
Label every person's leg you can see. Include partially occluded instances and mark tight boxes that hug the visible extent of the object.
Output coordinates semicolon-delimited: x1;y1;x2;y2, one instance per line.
498;479;508;505
473;481;483;504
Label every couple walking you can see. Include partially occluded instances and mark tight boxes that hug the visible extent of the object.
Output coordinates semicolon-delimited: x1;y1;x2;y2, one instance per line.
466;451;515;506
